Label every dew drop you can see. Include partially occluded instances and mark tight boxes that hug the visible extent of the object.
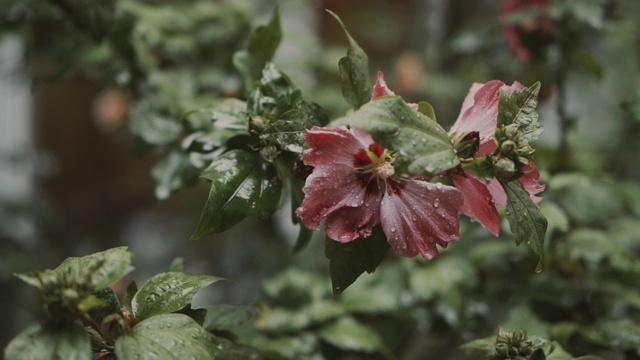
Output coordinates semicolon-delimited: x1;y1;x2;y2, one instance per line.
435;183;443;189
412;215;417;221
434;200;440;208
391;227;396;233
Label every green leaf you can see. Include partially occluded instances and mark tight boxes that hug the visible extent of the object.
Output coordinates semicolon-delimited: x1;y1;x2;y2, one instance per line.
502;305;550;339
123;281;138;310
87;287;122;325
599;319;640;350
417;101;437;121
320;317;392;358
54;247;134;290
168;257;185;273
4;322;90;360
327;10;371;109
502;180;547;263
151;150;200;200
128;102;182;146
191;150;282;239
409;256;476;303
202;304;259;338
331;97;459;175
544;341;603;360
132;272;222;320
325;227;389;295
498;82;543;142
461;336;496;355
115;314;217;359
233;6;282;92
260;101;328;153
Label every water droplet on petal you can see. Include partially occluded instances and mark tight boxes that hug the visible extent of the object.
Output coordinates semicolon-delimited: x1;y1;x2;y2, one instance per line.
435;183;443;189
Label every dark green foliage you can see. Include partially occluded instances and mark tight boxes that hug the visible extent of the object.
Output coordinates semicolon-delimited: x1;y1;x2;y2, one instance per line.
327;11;371;110
325;228;390;295
502;180;548;266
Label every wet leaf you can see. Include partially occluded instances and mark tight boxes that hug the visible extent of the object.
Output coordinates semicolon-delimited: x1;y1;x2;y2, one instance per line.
320;317;391;358
331;97;458;175
327;10;371;109
132;272;222;321
87;287;122;325
52;247;134;290
4;322;90;360
498;82;543;142
234;6;282;92
151;150;200;200
502;180;547;262
191;150;283;239
325;227;389;295
115;314;217;359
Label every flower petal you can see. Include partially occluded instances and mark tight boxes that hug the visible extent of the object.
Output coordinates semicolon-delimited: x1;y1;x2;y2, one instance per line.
302;126;373;167
449;81;525;144
371;71;396;100
451;173;501;236
520;163;545;204
380;179;463;259
296;165;374;230
325;180;382;242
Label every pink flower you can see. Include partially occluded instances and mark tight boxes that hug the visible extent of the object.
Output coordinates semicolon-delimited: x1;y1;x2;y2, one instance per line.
448;81;545;236
295;125;464;259
371;71;418;111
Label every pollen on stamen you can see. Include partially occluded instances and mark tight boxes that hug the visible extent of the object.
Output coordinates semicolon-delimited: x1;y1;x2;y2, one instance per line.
375;162;395;179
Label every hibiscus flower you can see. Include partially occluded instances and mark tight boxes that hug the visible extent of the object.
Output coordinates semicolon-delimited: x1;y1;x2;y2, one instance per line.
295;125;464;259
448;81;545;236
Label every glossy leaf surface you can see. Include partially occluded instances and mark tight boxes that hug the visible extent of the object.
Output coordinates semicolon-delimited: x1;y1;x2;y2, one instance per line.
132;272;222;320
191;150;282;239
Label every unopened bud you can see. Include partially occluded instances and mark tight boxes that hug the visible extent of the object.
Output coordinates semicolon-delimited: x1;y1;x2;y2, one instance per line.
495;158;516;179
500;140;516;156
504;124;519;139
260;144;280;163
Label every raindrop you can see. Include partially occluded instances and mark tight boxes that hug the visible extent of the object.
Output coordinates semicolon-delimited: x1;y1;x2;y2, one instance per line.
412;215;417;221
535;261;543;273
435;183;443;189
434;200;440;208
391;227;396;233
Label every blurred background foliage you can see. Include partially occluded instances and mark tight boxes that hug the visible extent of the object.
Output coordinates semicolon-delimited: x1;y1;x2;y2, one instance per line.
1;0;640;359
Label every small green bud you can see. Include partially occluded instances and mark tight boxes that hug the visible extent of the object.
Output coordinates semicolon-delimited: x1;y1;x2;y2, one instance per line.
500;140;517;156
504;124;519;139
260;144;280;162
495;157;516;180
453;131;480;159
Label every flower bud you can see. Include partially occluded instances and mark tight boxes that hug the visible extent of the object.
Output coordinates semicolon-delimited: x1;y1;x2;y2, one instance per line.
504;123;519;139
500;140;517;156
495;157;516;180
453;131;480;159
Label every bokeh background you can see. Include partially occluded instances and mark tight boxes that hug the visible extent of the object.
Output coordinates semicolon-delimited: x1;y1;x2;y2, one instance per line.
2;0;640;358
